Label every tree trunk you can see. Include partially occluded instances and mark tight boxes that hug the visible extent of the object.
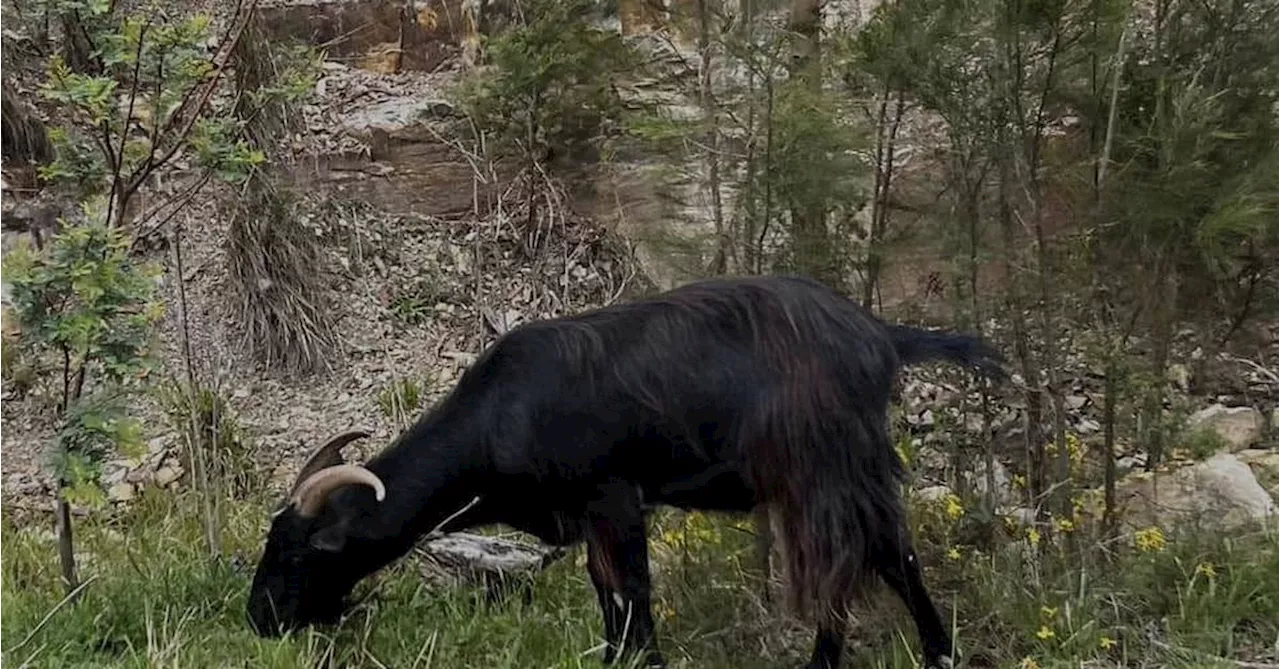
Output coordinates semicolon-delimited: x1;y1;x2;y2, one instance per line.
55;491;79;596
998;163;1045;507
1;80;52;166
863;88;905;311
787;0;836;287
1144;270;1177;470
697;0;730;275
1102;359;1118;534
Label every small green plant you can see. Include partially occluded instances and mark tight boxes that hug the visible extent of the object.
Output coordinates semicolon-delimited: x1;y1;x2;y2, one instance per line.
389;279;448;326
378;377;425;430
456;0;632;166
158;381;258;497
1178;428;1230;462
3;215;161;593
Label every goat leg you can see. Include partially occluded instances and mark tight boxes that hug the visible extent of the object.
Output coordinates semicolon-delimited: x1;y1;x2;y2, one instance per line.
873;539;954;668
804;616;846;669
584;484;665;667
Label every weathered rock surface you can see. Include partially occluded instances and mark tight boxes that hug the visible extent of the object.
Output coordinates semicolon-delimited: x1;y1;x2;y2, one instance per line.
1188;404;1264;452
257;0;466;74
1114;452;1275;531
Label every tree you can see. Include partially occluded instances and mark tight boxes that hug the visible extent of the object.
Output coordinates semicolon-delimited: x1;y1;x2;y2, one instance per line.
4;214;161;594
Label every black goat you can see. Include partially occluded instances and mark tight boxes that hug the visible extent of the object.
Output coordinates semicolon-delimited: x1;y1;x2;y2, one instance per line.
247;275;1004;669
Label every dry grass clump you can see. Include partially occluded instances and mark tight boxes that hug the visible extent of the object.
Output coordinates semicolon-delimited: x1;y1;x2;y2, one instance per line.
224;184;335;375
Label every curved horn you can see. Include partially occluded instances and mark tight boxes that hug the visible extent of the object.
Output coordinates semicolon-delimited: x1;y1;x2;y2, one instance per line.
291;465;386;517
289;430;371;495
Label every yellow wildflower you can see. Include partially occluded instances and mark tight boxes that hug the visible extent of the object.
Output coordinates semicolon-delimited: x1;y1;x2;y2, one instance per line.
1055;517;1075;533
1026;527;1042;547
1135;526;1166;553
1040;605;1058;620
1195;562;1217;578
1020;658;1041;669
1012;474;1028;489
1099;636;1117;650
1035;625;1056;640
947;547;962;561
943;494;965;520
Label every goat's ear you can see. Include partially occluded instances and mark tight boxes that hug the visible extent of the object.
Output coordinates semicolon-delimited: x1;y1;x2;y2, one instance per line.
309;523;350;553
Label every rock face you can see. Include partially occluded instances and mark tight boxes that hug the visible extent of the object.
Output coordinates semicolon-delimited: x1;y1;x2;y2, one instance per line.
1188;404;1264;452
1115;453;1276;531
257;0;466;74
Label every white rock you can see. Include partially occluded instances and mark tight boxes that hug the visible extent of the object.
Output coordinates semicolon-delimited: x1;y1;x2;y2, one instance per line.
102;464;130;486
1076;418;1101;435
966;459;1015;506
1114;453;1275;530
155;465;184;487
914;485;953;503
1065;395;1088;411
1189;404;1263;452
107;482;136;503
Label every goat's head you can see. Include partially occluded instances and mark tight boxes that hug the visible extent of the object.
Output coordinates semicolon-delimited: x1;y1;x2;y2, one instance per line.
247;430;387;637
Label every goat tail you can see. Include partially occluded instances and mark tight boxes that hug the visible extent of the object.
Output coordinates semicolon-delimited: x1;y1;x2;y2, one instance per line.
888;323;1007;379
746;397;906;625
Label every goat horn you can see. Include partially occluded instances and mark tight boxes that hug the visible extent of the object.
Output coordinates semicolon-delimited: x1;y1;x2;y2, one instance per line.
289;430;372;495
292;465;386;517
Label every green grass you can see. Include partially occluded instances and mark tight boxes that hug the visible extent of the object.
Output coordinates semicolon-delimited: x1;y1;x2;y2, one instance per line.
2;489;1276;668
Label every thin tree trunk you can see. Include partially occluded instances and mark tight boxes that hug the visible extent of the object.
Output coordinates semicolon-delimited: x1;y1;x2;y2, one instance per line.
1102;360;1118;533
697;0;729;274
786;0;835;287
55;491;79;595
864;88;905;310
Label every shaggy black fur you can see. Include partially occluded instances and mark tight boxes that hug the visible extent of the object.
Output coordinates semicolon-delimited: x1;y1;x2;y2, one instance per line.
248;275;1004;669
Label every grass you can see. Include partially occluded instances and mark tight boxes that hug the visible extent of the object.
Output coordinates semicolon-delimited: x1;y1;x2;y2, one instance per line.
2;488;1276;669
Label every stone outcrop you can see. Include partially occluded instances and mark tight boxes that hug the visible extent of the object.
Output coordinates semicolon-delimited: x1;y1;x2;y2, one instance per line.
1188;404;1265;452
1114;452;1276;531
257;0;466;74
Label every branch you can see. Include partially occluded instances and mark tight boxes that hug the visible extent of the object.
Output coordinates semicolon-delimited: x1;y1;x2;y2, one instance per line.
107;18;151;227
121;0;258;205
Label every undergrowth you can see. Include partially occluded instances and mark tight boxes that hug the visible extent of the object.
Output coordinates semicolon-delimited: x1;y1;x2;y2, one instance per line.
1;489;1275;668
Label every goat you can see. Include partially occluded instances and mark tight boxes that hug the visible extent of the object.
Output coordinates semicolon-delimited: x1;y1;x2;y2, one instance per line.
247;275;1004;669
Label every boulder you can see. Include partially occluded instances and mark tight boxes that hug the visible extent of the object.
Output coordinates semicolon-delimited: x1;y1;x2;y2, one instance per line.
1114;453;1275;531
965;458;1015;506
107;482;137;503
1188;404;1263;452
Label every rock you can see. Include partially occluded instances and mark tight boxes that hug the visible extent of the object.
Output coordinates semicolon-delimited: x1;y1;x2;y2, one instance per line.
1237;448;1279;470
1114;453;1275;531
914;485;953;503
1065;395;1088;411
1076;418;1101;435
1188;404;1263;452
107;482;136;503
1116;454;1145;472
102;463;130;486
154;465;184;488
255;0;466;74
965;459;1015;506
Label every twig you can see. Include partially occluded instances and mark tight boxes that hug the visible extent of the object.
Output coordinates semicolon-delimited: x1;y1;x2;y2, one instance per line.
421;495;482;541
1224;354;1279;385
10;575;99;652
